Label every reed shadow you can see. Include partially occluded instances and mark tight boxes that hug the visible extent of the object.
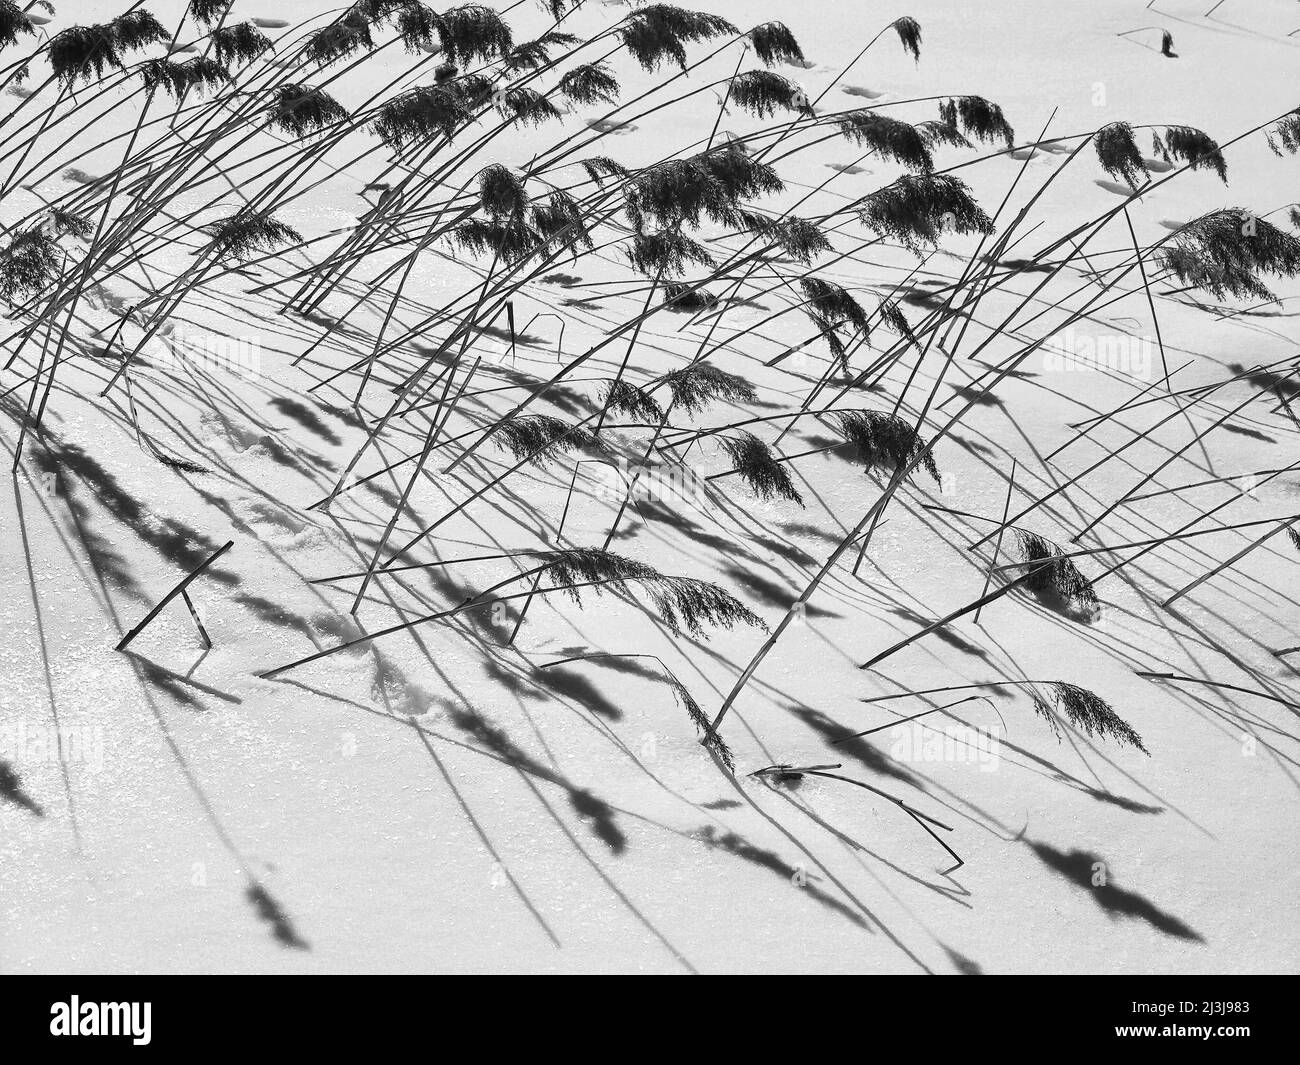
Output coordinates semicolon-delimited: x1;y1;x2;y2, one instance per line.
1029;841;1204;941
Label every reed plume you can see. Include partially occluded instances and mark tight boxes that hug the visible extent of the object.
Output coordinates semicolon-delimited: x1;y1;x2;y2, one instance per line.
496;87;563;127
833;409;938;481
536;547;765;638
857;173;993;253
506;31;579;72
893;16;922;61
269;84;349;137
938;96;1015;148
0;227;60;303
213;22;271;66
207;210;302;262
492;415;605;464
719;431;804;505
436;4;513;64
836;111;934;172
618;4;737;72
662;363;756;413
306;8;376;65
578;155;630;186
1032;682;1147;753
728;70;809;118
627;229;715;276
602;380;663;423
559;62;620;106
1266;110;1300;156
111;10;167;51
0;0;35;50
661;281;717;311
669;677;734;771
140;56;230;99
189;0;231;28
1159;209;1300;301
1015;531;1098;608
48;24;124;82
393;2;440;53
373;86;472;145
1094;120;1148;189
624;146;783;233
748;21;804;67
917;119;973;152
1152;126;1227;182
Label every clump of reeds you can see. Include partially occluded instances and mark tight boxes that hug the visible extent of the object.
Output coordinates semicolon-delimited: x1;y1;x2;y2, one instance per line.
449;216;539;264
1031;682;1147;753
718;431;804;505
448;168;591;266
729;70;809;118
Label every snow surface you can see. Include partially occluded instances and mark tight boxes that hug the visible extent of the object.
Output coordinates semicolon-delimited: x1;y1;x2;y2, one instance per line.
1;0;1298;973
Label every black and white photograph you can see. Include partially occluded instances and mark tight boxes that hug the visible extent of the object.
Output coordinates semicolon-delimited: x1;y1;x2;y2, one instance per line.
0;0;1296;1010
